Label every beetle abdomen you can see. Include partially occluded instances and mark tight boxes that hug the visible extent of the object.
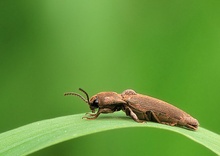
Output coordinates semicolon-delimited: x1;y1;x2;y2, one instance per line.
122;92;199;130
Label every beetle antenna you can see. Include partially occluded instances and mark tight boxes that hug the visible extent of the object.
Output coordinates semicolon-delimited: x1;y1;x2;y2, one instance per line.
64;91;88;103
78;88;90;104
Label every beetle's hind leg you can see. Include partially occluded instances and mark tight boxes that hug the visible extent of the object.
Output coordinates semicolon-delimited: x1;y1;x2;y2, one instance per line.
185;123;198;130
146;111;178;127
125;106;145;123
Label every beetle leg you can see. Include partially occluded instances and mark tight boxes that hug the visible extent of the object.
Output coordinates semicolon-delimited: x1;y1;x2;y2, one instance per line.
147;111;179;127
161;122;176;126
82;112;100;120
85;113;97;117
125;106;145;123
146;111;178;126
185;123;197;130
146;110;162;123
83;108;115;120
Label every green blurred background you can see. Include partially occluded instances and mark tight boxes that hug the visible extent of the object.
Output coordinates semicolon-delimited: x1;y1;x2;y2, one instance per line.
1;0;220;155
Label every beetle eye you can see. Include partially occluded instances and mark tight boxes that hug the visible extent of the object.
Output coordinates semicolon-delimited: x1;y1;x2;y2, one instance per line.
91;98;99;108
89;97;99;112
92;99;99;106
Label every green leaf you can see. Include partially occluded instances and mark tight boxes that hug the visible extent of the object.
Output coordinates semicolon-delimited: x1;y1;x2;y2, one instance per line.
0;112;219;155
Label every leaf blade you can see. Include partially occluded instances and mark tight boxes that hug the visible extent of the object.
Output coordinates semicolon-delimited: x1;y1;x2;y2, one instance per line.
0;112;219;155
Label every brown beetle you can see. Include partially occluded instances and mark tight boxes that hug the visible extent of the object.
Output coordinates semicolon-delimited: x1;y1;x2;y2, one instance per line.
64;88;199;130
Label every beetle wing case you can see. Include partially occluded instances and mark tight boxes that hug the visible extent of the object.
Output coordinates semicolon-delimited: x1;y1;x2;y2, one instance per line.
121;89;199;130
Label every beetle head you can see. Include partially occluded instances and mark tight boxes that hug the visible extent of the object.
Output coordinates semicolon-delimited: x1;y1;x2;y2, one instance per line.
88;95;99;112
64;88;98;113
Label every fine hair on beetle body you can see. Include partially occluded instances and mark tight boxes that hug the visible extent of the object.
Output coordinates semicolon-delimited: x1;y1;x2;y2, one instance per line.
64;88;199;130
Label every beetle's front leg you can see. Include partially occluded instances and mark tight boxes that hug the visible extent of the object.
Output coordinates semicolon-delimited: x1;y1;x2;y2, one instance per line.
124;106;145;123
83;108;115;120
82;112;100;120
